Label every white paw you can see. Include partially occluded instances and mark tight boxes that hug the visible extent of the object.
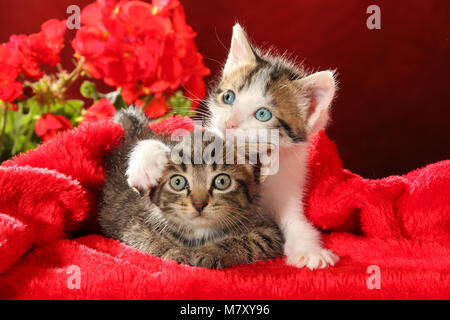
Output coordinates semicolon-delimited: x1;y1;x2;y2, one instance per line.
286;248;339;270
126;139;170;193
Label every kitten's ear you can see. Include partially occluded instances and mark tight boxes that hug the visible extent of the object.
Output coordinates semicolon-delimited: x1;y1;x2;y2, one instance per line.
293;71;336;136
223;24;257;75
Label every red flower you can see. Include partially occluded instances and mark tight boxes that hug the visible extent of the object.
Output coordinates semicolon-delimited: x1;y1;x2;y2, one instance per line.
8;103;18;111
0;82;22;103
73;0;209;105
28;19;67;66
82;98;116;122
183;75;206;108
0;43;21;67
141;96;170;119
35;113;73;142
0;62;22;102
0;63;18;83
7;35;42;79
7;19;66;79
121;83;146;106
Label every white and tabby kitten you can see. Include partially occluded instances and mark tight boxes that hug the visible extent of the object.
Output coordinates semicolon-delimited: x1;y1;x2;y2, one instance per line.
205;24;338;269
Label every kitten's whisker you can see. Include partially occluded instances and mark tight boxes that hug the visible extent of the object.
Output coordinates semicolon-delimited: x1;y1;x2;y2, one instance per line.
180;86;206;104
219;207;252;234
203;55;222;65
190;110;211;118
214;26;229;53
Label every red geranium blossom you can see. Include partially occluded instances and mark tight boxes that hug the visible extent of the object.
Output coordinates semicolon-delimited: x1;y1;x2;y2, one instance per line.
0;43;21;67
0;62;22;102
183;75;206;108
35;113;73;142
7;19;66;79
141;96;170;119
72;0;209;107
28;19;67;66
7;35;42;79
82;98;116;122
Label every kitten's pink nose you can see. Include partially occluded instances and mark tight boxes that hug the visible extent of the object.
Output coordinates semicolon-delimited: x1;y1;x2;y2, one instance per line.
226;119;238;129
193;201;207;213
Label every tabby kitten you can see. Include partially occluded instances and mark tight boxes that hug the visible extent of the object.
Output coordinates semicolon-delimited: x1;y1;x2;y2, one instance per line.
205;24;339;269
98;107;282;269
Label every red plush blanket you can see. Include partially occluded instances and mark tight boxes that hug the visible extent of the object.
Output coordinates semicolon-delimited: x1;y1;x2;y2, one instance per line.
0;118;449;299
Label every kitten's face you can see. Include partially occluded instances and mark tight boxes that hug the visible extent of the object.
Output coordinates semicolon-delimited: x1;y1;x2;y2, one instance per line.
208;61;308;145
152;160;259;232
207;24;336;145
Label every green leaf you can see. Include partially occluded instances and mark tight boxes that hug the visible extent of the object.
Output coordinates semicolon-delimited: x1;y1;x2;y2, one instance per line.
66;99;84;110
49;102;64;114
64;99;84;116
113;95;127;110
20;101;33;127
26;98;42;116
103;89;127;109
6;108;18;135
14;135;26;154
0;134;13;162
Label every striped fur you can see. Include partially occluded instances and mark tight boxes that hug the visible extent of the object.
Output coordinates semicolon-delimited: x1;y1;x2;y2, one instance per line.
98;108;283;269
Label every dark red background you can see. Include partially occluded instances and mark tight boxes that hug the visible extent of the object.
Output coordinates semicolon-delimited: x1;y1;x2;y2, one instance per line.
1;0;449;178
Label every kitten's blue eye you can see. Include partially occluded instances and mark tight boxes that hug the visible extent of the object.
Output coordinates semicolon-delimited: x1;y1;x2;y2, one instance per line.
254;108;272;122
213;174;231;191
169;175;188;191
222;90;235;105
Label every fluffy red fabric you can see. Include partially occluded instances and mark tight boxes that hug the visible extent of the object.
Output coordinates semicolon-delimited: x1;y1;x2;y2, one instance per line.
0;118;449;299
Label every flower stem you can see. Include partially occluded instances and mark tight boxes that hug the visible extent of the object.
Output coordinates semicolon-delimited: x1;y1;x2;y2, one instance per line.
10;103;22;155
60;58;84;92
0;103;8;155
